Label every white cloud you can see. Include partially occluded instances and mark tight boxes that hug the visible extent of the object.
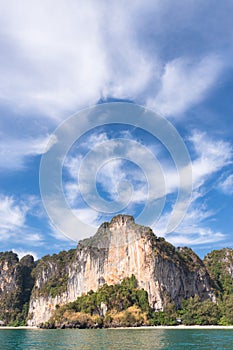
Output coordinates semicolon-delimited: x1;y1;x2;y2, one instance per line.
0;1;227;121
147;55;223;117
155;203;225;246
0;1;107;118
64;182;81;207
96;159;126;200
48;223;75;242
0;1;157;119
0;195;26;234
47;201;101;242
73;207;100;227
64;133;165;215
167;229;224;246
62;129;232;240
0;135;56;170
0;0;232;253
190;131;232;189
0;1;229;181
12;248;38;261
218;174;233;195
0;194;43;244
152;131;232;245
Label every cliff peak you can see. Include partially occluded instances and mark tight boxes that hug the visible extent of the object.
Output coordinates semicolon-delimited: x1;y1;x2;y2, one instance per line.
80;215;151;250
109;214;135;226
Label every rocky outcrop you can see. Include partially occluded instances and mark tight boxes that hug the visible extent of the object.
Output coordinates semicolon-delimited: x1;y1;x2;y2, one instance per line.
0;252;35;325
27;215;215;326
27;249;75;325
204;248;233;294
204;248;233;278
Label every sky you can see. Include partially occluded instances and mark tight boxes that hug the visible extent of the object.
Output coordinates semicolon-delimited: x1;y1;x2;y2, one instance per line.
0;0;233;260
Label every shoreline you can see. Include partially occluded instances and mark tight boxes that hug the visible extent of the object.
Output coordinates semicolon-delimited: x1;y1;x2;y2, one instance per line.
0;326;39;330
0;325;233;330
109;325;233;330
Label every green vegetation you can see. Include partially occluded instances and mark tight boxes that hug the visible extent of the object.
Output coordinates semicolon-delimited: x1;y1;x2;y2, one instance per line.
0;253;35;326
67;274;150;314
148;303;178;326
1;237;233;328
0;251;19;264
204;248;233;295
147;298;221;326
41;275;150;328
42;265;233;328
147;248;233;326
80;222;110;249
177;247;204;271
203;248;233;325
218;294;233;325
178;297;220;325
32;249;76;298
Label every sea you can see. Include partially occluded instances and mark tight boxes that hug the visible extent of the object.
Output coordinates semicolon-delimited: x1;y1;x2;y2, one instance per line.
0;328;232;350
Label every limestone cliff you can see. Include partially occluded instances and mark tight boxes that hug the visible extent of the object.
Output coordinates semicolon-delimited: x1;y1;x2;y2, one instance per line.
27;215;215;326
0;252;35;325
204;248;233;295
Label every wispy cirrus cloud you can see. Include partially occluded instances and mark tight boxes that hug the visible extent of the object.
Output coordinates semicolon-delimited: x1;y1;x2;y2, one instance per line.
0;194;43;245
64;129;232;205
218;174;233;195
0;195;26;234
189;130;232;190
64;132;161;211
153;131;232;245
0;135;56;170
0;0;232;254
0;1;155;119
147;55;224;117
62;128;232;246
0;0;231;184
167;228;224;246
0;0;230;120
155;201;225;246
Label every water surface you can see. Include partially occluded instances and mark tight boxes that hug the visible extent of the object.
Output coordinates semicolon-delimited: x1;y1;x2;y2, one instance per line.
0;328;233;350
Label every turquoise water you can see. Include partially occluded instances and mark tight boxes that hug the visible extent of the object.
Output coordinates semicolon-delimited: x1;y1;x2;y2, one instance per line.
0;329;233;350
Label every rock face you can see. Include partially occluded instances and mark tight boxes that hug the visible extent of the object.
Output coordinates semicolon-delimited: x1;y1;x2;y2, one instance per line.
0;252;35;325
204;248;233;294
204;248;233;278
27;215;215;326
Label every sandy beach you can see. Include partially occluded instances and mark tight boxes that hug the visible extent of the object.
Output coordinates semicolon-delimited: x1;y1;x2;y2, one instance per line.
1;325;233;330
109;325;233;330
0;326;39;330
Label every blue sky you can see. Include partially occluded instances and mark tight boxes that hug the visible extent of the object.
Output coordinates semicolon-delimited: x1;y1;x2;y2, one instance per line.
0;1;232;260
